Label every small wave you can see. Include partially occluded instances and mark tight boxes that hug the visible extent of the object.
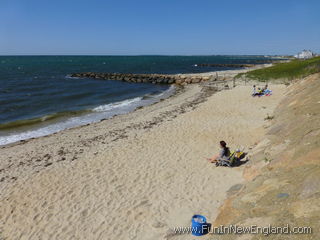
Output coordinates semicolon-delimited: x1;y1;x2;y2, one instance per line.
155;85;175;97
0;86;175;146
141;91;162;100
93;97;142;112
65;74;79;79
0;110;90;131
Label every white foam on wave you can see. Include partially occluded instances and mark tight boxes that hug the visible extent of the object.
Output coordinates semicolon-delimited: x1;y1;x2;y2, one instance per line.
65;74;79;79
93;97;142;112
0;85;175;146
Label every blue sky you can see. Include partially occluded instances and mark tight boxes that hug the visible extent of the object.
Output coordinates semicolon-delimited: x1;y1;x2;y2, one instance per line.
0;0;319;55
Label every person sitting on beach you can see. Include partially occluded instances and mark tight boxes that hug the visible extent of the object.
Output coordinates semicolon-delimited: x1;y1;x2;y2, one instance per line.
257;87;264;96
252;85;264;97
263;84;272;96
207;141;230;163
252;85;257;96
263;84;268;91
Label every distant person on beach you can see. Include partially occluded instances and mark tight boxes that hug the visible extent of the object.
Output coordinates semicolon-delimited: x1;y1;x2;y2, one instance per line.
252;87;264;97
252;85;263;96
263;84;273;96
252;85;257;96
252;84;272;97
207;141;230;163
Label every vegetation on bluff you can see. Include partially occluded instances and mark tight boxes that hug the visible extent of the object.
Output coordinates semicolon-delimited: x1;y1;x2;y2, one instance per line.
236;56;320;81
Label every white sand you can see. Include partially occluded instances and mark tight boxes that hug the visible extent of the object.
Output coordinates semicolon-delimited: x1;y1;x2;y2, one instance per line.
0;80;285;240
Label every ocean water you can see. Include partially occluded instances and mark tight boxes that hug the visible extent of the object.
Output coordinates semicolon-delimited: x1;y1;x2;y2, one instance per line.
0;55;272;145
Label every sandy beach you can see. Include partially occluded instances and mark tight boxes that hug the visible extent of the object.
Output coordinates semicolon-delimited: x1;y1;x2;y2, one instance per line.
0;70;285;240
1;0;318;238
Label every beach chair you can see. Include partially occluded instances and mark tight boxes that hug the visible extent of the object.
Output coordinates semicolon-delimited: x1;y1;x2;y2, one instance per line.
215;151;244;167
215;159;232;167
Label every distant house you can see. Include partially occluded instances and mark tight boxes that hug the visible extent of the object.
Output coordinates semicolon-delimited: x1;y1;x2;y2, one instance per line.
294;50;316;59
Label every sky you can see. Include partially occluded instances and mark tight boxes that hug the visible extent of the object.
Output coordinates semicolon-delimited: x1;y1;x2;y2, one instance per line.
0;0;319;55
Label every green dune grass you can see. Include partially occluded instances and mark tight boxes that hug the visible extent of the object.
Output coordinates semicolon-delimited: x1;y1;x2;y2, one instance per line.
236;56;320;82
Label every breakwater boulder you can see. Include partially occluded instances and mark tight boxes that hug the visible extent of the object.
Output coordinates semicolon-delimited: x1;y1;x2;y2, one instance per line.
70;72;210;85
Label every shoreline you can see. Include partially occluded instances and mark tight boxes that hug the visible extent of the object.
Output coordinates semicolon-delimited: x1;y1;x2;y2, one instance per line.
0;84;176;146
0;81;215;187
0;84;181;149
0;64;270;147
0;65;286;240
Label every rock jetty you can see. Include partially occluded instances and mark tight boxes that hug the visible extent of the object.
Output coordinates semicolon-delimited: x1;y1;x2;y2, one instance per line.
70;72;211;85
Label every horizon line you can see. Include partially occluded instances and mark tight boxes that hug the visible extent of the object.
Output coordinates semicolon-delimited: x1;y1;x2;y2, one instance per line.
0;54;294;57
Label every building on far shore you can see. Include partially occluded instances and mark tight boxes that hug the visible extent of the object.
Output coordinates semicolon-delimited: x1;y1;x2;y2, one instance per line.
294;50;316;59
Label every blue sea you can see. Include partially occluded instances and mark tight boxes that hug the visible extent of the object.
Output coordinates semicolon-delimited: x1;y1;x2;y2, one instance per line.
0;55;272;145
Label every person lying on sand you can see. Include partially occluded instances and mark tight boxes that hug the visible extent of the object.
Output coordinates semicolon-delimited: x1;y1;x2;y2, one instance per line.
207;141;231;163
